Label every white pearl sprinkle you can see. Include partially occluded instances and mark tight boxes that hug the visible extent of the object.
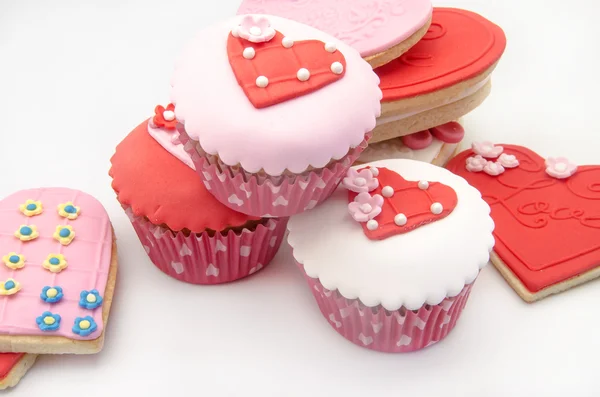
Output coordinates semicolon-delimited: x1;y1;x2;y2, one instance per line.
162;110;175;121
249;26;262;36
354;177;366;187
325;42;337;53
430;202;443;215
418;180;429;190
243;47;255;59
367;220;378;231
331;61;344;75
394;213;407;226
382;186;394;198
369;167;379;176
297;68;310;82
282;37;294;48
256;76;269;88
555;163;567;172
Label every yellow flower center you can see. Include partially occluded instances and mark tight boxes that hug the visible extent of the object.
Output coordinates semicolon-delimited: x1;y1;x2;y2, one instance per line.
79;320;91;330
46;288;58;298
86;293;96;303
43;316;55;325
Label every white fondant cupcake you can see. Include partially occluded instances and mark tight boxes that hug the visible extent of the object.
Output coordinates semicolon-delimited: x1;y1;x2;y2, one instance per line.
287;159;494;352
171;14;381;218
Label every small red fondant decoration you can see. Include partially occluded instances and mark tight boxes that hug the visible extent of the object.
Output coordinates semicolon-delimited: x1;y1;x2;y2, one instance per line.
153;104;177;130
227;16;347;109
346;167;458;240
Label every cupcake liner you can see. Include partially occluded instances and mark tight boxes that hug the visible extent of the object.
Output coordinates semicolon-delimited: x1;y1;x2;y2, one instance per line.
299;262;475;353
179;129;371;217
124;207;288;284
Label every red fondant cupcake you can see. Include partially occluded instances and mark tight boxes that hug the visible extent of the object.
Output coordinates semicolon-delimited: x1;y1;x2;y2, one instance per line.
109;115;287;284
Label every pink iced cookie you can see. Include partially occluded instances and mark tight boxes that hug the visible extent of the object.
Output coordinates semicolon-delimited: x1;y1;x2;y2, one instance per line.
237;0;433;68
0;188;116;354
172;14;381;217
288;159;494;352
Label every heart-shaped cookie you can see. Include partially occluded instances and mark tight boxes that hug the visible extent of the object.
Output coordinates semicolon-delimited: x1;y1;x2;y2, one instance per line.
227;20;346;109
446;144;600;302
346;167;457;240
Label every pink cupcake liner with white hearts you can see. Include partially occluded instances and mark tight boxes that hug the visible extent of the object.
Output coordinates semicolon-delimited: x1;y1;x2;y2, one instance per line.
125;207;287;285
179;132;371;218
302;268;475;353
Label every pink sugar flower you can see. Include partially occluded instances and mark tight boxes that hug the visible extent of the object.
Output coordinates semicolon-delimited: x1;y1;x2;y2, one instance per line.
348;193;383;222
233;16;276;43
472;141;504;158
465;155;488;172
545;157;577;179
497;153;519;168
342;168;379;193
483;161;505;176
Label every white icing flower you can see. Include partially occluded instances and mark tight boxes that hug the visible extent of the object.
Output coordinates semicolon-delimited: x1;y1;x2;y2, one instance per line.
348;193;383;222
465;155;488;172
483;161;505;176
545;157;577;179
233;15;276;43
342;168;379;193
471;141;503;158
497;153;519;168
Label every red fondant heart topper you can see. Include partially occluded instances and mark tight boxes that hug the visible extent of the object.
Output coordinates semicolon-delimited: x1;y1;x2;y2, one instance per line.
446;144;600;293
345;167;458;240
227;16;347;109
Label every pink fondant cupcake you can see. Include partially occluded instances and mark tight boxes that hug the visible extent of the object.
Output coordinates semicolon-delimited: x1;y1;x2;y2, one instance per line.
287;159;494;352
109;115;287;285
171;14;382;217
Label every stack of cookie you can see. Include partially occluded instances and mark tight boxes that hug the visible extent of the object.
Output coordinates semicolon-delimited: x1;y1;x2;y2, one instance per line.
237;2;507;166
0;188;118;388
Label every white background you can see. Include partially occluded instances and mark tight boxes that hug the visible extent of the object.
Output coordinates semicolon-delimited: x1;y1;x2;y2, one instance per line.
1;0;599;396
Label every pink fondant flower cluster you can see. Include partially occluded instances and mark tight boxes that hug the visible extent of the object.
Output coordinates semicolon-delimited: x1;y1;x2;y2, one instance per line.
342;168;379;193
466;142;519;176
545;157;577;179
348;193;383;222
233;16;276;43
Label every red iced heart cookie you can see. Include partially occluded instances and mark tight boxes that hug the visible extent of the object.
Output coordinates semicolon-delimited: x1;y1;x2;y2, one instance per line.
227;27;346;109
401;129;433;150
430;122;464;143
346;167;457;240
446;145;600;302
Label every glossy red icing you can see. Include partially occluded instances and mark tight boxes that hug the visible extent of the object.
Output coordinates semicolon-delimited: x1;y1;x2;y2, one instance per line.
375;8;506;101
349;167;457;240
0;353;23;379
110;120;258;233
446;145;600;293
430;121;464;143
227;31;346;109
401;129;433;150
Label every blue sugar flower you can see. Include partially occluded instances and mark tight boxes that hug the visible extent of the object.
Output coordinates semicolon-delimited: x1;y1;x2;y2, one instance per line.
36;312;61;332
78;289;103;310
72;316;97;337
40;286;64;303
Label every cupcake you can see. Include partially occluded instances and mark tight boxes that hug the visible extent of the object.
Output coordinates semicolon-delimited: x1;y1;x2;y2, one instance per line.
109;115;287;284
287;159;494;352
171;14;382;217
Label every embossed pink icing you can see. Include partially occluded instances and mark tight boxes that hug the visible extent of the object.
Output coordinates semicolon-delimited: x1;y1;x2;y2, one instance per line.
171;15;382;176
0;188;112;340
348;193;383;222
237;0;433;57
465;155;487;172
147;119;196;170
545;157;577;179
342;168;379;193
